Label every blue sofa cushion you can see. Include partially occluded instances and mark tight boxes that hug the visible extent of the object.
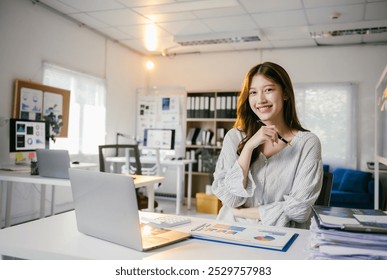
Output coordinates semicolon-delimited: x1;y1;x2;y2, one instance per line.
332;168;347;190
330;190;374;209
338;170;371;193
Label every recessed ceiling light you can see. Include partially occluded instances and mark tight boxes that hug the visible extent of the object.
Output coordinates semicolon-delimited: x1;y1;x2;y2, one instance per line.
134;0;238;14
174;31;261;46
310;26;387;38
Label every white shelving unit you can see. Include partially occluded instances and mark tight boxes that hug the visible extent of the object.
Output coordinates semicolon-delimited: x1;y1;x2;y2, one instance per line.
374;64;387;209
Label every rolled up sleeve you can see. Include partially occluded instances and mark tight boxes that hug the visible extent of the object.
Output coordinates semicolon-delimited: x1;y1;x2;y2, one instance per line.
212;129;256;207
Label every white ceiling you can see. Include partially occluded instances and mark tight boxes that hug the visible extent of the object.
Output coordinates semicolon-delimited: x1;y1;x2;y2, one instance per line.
37;0;387;56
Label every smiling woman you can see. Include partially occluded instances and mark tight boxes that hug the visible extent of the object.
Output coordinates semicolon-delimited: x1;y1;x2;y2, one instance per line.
211;62;323;229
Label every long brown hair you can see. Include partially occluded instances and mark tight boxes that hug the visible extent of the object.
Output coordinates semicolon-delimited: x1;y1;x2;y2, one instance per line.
234;62;307;162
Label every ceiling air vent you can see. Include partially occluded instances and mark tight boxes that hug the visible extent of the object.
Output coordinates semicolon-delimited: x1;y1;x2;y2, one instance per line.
174;31;261;46
310;26;387;38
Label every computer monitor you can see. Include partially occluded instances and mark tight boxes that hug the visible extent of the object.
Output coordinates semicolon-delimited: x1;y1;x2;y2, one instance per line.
9;118;49;152
143;128;175;150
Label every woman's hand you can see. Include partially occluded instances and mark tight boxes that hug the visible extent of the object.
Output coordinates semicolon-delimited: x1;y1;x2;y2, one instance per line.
233;207;260;220
246;125;279;150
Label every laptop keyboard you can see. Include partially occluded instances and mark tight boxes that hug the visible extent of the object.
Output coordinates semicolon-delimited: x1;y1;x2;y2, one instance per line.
144;215;191;227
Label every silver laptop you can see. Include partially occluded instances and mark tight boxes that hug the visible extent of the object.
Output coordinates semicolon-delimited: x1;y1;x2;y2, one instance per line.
68;169;190;251
36;149;71;179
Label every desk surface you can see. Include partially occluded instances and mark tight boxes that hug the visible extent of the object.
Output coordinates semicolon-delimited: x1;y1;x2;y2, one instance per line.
106;156;196;165
0;211;310;260
0;170;163;187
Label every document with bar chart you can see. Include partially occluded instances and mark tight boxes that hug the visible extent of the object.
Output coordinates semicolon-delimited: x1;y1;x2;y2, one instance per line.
191;223;298;252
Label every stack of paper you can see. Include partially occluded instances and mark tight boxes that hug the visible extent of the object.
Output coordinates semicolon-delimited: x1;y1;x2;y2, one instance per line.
309;206;387;259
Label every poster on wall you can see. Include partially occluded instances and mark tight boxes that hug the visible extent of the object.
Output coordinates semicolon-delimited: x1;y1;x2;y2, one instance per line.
19;87;43;120
12;79;70;138
136;87;186;156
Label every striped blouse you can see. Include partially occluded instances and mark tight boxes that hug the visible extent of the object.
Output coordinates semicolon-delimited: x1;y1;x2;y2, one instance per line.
212;128;323;229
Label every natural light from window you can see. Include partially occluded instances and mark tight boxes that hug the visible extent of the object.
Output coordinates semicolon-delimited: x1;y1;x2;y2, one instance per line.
294;83;357;169
43;63;106;157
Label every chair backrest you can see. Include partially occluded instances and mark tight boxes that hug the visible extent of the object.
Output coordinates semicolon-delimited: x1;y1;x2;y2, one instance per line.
315;172;333;206
140;148;163;176
98;144;142;175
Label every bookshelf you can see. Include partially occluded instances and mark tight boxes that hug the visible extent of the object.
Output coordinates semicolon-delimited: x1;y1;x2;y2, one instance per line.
185;91;238;195
375;64;387;210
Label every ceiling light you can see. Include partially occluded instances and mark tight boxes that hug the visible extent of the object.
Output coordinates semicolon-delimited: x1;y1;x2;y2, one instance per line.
145;23;157;51
134;0;238;14
146;60;155;70
310;26;387;39
174;31;261;46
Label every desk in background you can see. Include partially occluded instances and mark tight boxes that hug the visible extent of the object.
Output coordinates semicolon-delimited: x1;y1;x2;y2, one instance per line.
0;211;310;260
0;169;163;228
107;157;196;214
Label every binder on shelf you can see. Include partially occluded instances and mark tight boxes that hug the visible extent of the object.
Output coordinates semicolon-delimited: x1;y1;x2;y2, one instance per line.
191;128;202;145
194;95;200;118
232;95;237;118
189;149;198;172
195;128;206;145
186;127;196;145
204;130;214;146
217;128;225;141
216;96;221;118
219;96;226;118
187;96;193;118
209;96;215;118
204;96;210;118
199;96;205;118
198;154;202;172
226;95;232;118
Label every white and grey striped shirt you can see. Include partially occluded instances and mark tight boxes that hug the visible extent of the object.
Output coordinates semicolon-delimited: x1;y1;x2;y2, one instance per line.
212;128;323;229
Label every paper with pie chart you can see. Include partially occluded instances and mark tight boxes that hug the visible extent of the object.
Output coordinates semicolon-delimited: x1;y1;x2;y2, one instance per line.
191;223;298;251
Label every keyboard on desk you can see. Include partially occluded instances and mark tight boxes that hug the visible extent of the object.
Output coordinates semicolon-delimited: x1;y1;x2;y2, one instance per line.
143;215;191;227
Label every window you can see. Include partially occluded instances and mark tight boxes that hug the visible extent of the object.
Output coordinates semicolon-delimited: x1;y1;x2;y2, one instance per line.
294;83;357;169
43;63;106;158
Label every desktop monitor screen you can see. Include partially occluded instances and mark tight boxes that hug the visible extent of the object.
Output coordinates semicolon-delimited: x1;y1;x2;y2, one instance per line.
143;128;175;150
9;119;49;152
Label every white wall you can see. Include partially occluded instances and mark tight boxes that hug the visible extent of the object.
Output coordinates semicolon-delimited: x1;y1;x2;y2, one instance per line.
149;46;387;170
0;0;146;224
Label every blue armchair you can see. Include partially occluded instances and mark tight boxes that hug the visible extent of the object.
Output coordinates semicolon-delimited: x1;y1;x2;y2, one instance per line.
330;168;375;209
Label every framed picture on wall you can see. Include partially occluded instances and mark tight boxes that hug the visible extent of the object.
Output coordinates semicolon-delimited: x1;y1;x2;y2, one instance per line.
12;79;70;138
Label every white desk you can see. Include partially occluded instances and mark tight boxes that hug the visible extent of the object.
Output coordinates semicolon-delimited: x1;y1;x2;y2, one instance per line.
0;170;163;228
107;157;196;215
0;211;310;260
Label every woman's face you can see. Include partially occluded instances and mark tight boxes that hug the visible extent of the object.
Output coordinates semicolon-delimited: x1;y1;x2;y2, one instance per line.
248;74;285;124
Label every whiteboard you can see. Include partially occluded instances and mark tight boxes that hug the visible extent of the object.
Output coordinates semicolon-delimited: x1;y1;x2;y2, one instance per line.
136;87;186;157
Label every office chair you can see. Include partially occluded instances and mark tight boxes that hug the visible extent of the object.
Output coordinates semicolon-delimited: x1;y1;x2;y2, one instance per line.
99;144;142;174
315;172;333;206
98;144;158;210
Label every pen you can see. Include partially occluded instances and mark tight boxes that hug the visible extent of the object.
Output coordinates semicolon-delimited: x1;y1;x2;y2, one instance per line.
257;119;292;146
191;223;208;232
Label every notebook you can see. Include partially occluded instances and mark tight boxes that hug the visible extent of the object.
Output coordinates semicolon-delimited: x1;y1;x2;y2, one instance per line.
68;169;190;251
36;149;71;179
